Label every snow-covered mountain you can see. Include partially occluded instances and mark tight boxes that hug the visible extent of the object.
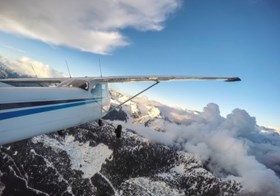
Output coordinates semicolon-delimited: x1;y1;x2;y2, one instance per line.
107;91;280;195
0;56;35;79
1;88;280;195
0;122;240;195
0;62;21;79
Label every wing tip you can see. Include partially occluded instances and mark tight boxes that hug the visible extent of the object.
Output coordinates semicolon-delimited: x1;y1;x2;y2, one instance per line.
225;77;241;82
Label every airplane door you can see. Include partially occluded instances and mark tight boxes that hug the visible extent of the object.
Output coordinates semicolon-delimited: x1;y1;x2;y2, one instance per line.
90;83;110;115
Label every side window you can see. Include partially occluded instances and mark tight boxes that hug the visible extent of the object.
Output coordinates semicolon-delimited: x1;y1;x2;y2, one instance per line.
102;84;108;96
91;84;102;96
91;84;96;94
91;83;107;96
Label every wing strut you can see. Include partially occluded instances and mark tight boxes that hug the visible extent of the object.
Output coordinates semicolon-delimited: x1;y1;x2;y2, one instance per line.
108;81;160;114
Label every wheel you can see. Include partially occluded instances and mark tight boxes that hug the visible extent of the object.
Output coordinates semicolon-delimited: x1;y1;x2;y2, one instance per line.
115;125;122;138
98;119;103;126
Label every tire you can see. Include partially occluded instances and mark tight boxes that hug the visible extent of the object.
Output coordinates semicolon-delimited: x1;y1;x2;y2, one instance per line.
115;125;122;138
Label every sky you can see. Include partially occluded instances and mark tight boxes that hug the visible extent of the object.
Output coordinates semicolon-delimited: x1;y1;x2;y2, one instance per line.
0;0;279;129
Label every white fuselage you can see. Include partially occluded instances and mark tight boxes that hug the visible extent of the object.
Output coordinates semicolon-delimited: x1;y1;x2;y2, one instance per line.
0;82;110;145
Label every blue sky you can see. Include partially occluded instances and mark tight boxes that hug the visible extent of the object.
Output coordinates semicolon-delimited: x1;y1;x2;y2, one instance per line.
0;0;279;129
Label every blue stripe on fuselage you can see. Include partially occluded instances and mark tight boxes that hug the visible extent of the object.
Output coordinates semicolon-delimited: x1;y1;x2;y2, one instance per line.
0;98;99;110
0;100;98;120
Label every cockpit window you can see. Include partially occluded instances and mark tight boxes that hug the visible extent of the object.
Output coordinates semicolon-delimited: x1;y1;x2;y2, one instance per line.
91;83;108;97
59;80;89;91
90;84;96;94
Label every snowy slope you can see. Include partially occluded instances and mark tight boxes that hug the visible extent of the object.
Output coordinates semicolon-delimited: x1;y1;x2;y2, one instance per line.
0;123;240;196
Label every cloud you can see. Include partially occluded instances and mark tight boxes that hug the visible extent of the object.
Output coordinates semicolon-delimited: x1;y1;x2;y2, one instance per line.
0;0;181;54
112;92;280;195
0;55;63;77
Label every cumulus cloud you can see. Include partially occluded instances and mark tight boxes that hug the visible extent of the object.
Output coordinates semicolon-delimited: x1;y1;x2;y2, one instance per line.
0;0;181;54
0;55;63;77
112;92;280;195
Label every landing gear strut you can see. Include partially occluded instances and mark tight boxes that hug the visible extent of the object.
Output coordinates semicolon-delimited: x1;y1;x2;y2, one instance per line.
97;119;122;138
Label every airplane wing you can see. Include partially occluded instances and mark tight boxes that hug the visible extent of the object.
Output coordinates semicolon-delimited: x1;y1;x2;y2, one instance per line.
91;76;241;83
0;76;241;86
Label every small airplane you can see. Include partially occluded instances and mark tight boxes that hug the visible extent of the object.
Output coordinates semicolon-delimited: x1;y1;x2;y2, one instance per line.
0;75;241;145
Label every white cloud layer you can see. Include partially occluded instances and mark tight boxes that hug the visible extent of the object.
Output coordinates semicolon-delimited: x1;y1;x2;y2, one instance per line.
111;92;280;195
0;55;62;77
0;0;180;54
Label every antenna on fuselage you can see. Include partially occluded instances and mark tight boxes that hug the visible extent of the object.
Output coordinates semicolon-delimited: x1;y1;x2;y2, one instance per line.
65;60;72;78
31;63;38;78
